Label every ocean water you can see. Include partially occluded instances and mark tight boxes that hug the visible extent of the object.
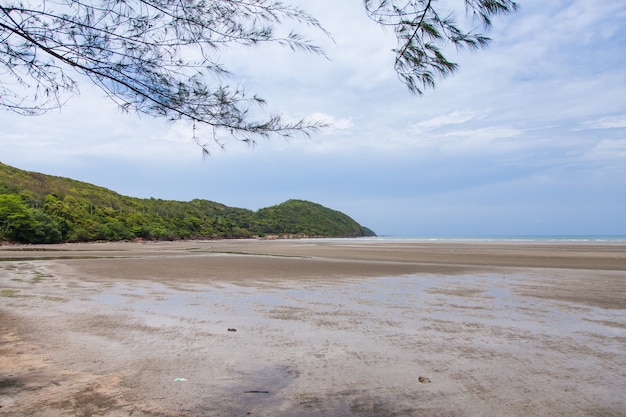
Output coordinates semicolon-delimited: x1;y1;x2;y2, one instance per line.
358;235;626;243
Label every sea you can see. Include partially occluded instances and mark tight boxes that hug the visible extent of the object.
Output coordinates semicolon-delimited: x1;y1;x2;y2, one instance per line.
354;235;626;243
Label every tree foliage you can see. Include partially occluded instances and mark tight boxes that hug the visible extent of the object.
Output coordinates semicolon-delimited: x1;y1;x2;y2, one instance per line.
1;0;517;149
0;162;374;243
0;193;63;243
365;0;518;94
257;199;372;237
0;0;328;153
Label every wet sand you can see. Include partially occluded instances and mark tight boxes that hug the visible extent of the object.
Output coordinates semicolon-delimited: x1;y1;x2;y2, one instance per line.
1;239;625;416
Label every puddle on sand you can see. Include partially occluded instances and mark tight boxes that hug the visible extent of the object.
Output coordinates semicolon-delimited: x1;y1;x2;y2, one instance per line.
52;272;626;416
76;273;626;343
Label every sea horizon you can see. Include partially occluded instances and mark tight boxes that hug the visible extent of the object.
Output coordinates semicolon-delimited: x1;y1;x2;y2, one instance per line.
357;235;626;243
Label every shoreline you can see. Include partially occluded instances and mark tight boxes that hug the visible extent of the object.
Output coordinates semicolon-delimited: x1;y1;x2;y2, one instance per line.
2;238;625;270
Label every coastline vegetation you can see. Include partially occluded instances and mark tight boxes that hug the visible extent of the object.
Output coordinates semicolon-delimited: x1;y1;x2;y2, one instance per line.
0;162;375;244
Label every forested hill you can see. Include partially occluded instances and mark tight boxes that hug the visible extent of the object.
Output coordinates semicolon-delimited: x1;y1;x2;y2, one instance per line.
0;162;375;244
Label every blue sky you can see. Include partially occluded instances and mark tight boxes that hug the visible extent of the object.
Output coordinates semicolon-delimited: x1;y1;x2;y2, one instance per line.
2;0;625;236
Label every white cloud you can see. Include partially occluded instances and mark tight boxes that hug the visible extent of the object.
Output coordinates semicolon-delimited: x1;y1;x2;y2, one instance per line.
439;126;523;140
583;115;626;129
409;110;487;130
583;138;626;161
307;112;354;134
434;127;525;154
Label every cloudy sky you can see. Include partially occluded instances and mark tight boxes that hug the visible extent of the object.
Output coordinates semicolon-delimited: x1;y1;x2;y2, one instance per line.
2;0;625;237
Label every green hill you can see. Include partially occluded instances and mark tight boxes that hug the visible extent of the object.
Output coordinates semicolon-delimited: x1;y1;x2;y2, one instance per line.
0;162;375;243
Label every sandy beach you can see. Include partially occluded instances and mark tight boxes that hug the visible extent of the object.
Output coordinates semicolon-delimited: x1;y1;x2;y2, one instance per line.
1;239;625;416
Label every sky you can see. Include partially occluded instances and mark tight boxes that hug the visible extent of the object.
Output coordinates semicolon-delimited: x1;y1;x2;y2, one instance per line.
2;0;626;237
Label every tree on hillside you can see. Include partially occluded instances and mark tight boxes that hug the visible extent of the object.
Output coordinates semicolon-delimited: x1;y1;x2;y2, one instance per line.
1;0;517;151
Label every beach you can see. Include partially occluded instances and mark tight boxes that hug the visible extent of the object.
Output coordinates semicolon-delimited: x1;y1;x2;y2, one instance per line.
1;239;625;416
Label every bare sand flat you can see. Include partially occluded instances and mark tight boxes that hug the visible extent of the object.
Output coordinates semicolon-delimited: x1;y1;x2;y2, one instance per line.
1;239;625;416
